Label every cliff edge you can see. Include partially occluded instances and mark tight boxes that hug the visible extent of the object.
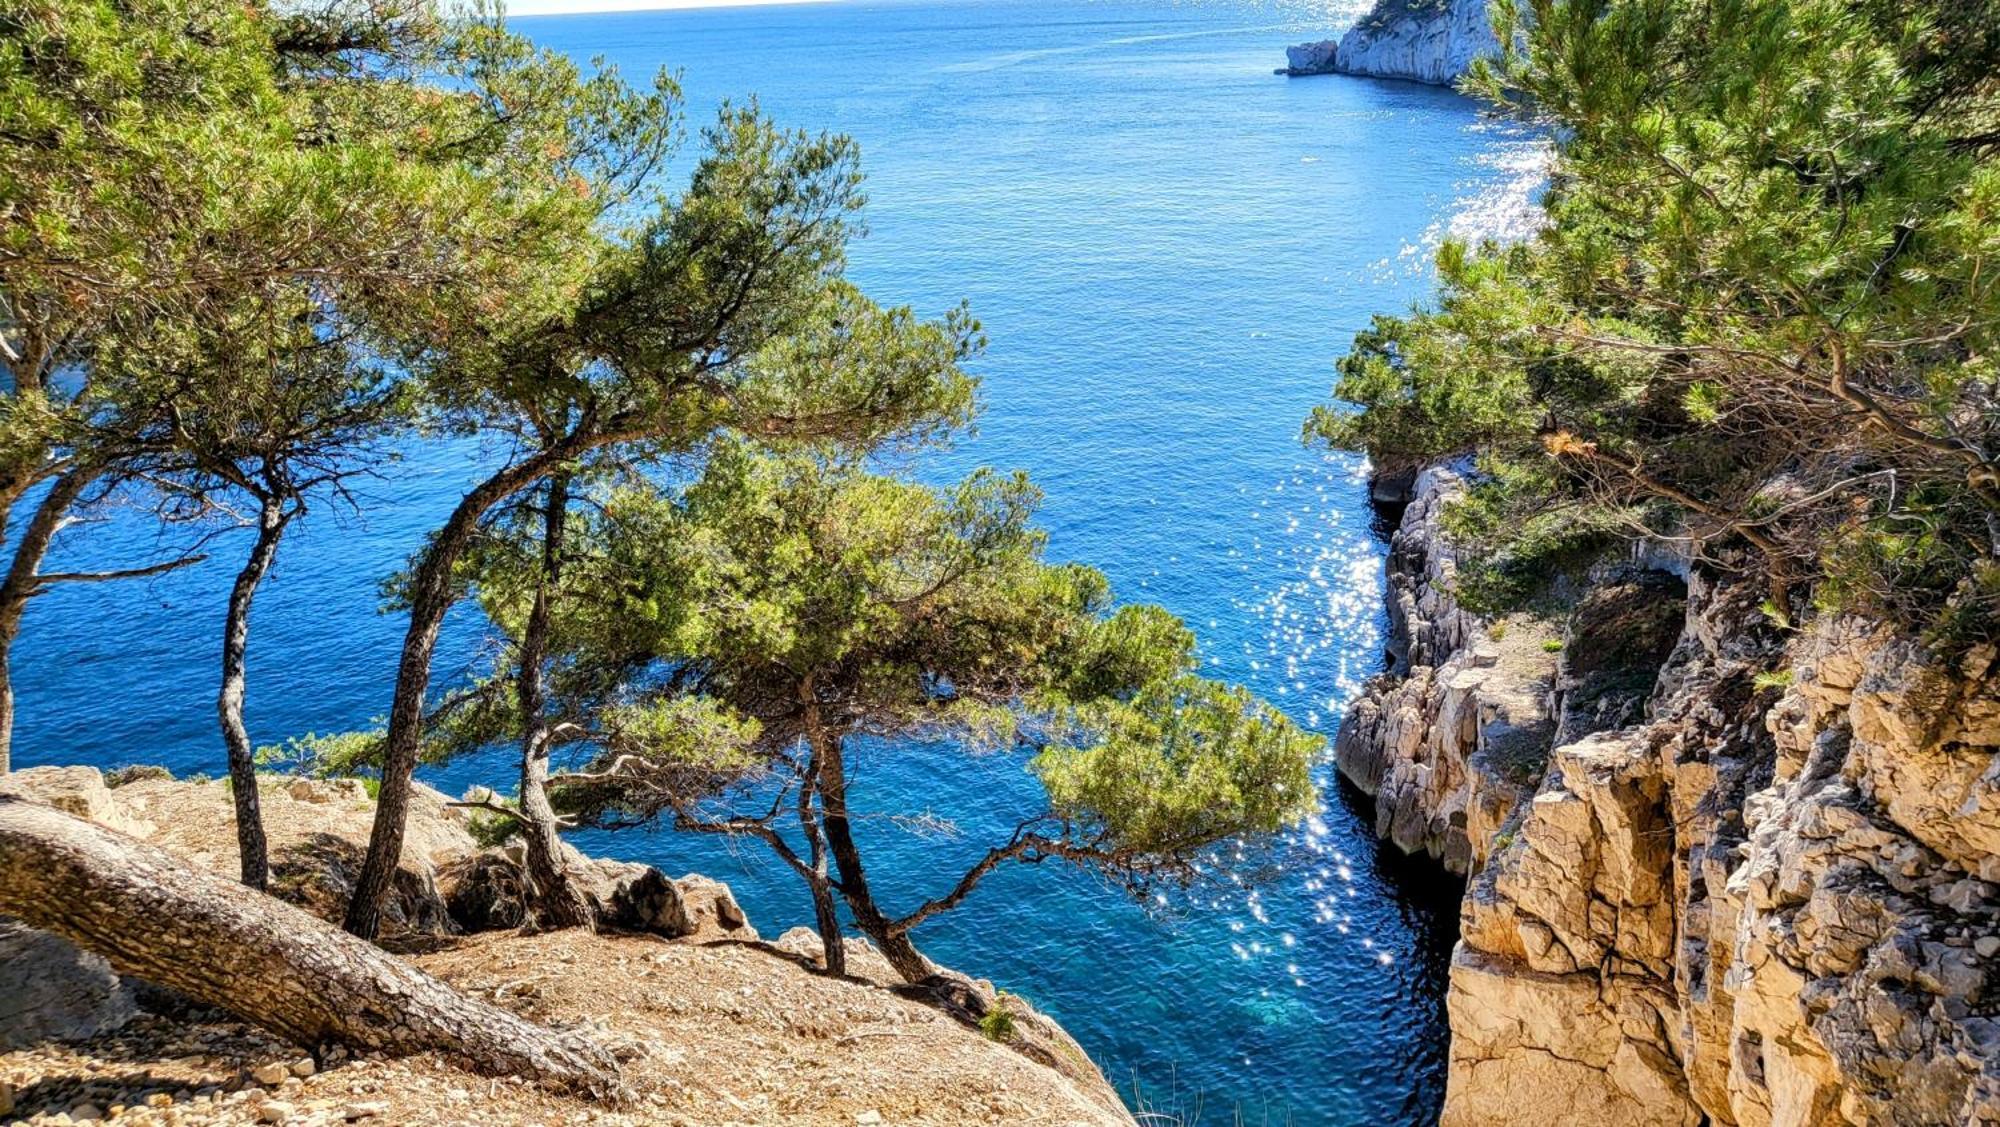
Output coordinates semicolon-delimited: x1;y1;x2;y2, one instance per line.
1341;468;2000;1126
0;769;1135;1127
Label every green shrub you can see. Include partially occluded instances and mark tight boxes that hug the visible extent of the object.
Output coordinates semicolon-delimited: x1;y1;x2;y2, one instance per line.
978;1008;1017;1043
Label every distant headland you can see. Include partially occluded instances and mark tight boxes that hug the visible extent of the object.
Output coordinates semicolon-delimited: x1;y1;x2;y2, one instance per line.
1277;0;1500;86
506;0;836;18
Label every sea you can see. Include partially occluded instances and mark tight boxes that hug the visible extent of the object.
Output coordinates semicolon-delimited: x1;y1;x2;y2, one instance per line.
10;1;1546;1121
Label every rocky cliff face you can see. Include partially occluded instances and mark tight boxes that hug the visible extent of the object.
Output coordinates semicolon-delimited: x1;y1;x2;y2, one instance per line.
1335;466;1557;874
1328;0;1501;87
1342;468;2000;1125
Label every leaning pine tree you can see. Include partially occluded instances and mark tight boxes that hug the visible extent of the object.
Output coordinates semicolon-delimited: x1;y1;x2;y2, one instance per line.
357;279;983;933
518;442;1321;982
338;119;982;936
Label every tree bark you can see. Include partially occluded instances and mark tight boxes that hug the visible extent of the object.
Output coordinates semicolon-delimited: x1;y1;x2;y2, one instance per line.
796;729;845;976
515;471;593;931
0;469;95;774
813;735;933;983
805;829;845;976
219;495;296;889
346;433;620;939
0;795;621;1094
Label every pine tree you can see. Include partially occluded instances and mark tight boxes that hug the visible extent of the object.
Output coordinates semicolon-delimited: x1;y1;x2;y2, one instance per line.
507;444;1320;981
1310;0;2000;640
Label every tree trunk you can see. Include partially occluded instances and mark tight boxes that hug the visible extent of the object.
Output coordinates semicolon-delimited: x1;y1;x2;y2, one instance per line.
814;736;933;983
806;840;845;976
0;469;95;775
515;471;592;931
0;795;620;1094
219;495;296;889
346;437;606;939
796;732;845;976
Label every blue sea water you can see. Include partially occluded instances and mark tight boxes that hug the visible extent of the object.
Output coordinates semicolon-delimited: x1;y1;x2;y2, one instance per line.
10;1;1545;1121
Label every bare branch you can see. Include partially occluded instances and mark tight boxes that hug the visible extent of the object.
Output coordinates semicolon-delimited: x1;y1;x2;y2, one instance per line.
33;553;209;589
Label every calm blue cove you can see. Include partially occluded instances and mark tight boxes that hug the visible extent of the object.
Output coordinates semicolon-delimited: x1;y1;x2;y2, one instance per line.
12;1;1542;1121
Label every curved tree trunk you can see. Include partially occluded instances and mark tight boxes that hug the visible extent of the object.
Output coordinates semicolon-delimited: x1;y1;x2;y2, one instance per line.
0;470;95;775
346;437;605;939
796;734;845;976
516;471;592;931
219;494;296;889
0;795;621;1094
813;736;933;983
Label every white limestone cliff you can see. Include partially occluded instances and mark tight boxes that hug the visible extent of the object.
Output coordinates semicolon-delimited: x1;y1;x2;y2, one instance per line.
1282;0;1504;87
1342;468;2000;1125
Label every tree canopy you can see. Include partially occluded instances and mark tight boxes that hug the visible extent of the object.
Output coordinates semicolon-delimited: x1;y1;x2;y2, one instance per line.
457;443;1324;980
1309;0;2000;642
0;0;667;777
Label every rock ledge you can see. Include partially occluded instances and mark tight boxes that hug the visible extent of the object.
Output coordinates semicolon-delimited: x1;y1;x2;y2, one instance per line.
0;769;1135;1126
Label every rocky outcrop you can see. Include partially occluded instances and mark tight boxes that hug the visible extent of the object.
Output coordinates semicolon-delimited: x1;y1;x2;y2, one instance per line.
1282;0;1507;87
1333;466;1490;867
1717;629;2000;1125
1336;466;1634;875
1276;40;1339;76
1450;724;1698;1126
1342;467;2000;1124
0;769;1133;1125
0;766;156;837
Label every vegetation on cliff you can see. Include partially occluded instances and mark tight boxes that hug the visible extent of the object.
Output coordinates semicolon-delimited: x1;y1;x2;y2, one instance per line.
1310;0;2000;642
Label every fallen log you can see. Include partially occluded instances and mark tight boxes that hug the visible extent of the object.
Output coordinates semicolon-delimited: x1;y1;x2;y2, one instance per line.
0;795;620;1094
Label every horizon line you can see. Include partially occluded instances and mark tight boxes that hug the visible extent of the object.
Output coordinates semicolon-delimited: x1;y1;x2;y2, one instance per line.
507;0;841;17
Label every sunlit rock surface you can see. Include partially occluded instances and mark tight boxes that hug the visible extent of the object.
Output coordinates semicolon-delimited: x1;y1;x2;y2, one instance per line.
0;771;1133;1125
1278;39;1339;76
1328;0;1502;87
1342;466;2000;1125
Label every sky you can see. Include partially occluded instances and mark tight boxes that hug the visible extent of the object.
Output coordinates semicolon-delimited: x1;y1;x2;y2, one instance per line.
505;0;835;16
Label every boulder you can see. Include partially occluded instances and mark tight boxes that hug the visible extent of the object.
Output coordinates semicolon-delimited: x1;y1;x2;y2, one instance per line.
1278;40;1338;75
584;860;690;937
674;873;755;942
266;829;460;937
441;850;529;933
0;918;136;1049
441;849;750;941
0;767;153;838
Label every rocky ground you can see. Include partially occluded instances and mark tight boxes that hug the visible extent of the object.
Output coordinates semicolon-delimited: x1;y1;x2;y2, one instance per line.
1340;466;2000;1126
0;770;1135;1127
